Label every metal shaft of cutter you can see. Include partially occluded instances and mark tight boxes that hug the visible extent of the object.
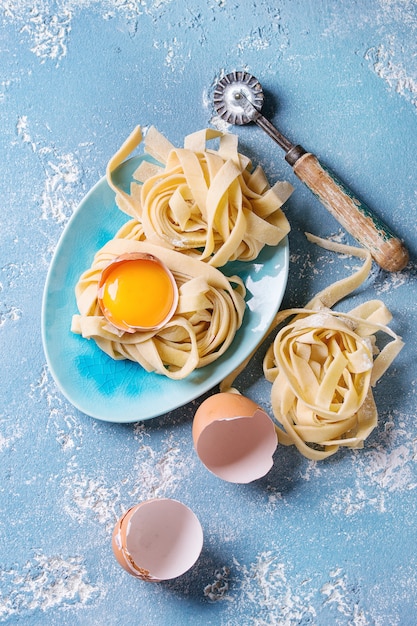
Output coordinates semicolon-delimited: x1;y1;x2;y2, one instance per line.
236;91;306;164
236;91;293;153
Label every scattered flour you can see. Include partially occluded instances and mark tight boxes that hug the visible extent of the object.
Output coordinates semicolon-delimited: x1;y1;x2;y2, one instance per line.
317;0;417;112
30;365;84;451
209;113;232;133
363;0;417;111
0;551;100;620
129;431;194;500
103;0;173;23
159;37;190;73
1;2;74;66
40;150;81;223
0;421;22;453
321;568;369;625
16;115;83;224
330;411;417;517
16;115;37;152
0;304;22;326
226;550;316;625
0;432;8;453
201;81;231;131
0;77;19;104
58;426;192;533
331;484;384;516
2;0;175;65
203;553;375;624
264;485;285;512
373;261;414;295
62;470;121;531
20;7;72;66
365;43;417;109
1;0;72;65
364;442;417;492
236;29;271;53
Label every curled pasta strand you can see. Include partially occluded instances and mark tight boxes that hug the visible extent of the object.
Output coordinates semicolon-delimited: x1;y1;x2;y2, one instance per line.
221;234;404;460
106;125;293;267
106;126;144;218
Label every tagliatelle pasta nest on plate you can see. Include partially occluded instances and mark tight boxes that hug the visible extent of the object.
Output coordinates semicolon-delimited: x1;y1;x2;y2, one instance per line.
71;237;246;380
106;126;293;267
221;234;404;460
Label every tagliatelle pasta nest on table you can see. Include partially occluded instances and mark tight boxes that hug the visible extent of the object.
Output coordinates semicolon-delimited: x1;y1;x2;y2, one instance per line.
221;234;404;460
71;238;246;380
106;125;293;267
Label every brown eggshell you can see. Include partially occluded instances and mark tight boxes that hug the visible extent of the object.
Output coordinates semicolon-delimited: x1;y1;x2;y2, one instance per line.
112;499;203;582
192;392;278;483
112;506;151;579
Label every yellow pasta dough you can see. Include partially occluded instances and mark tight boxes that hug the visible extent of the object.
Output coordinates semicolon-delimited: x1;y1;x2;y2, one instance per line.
221;234;404;460
71;232;246;380
106;125;293;267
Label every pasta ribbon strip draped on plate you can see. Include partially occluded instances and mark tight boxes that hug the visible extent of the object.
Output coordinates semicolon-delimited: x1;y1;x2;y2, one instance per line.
71;233;246;380
106;125;293;267
221;234;404;460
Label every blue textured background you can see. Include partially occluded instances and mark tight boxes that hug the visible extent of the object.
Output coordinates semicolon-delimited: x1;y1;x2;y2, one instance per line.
1;1;416;624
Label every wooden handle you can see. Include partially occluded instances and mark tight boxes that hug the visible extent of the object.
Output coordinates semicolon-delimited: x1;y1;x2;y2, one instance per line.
292;152;409;272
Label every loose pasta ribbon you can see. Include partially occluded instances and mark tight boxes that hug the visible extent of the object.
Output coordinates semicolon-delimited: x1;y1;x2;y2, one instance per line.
106;125;293;267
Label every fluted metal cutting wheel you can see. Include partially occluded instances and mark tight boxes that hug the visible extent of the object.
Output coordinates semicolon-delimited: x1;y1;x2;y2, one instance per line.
213;71;264;125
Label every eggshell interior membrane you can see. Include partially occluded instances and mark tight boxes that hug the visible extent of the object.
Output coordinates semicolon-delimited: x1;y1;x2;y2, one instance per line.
112;499;203;581
193;393;278;483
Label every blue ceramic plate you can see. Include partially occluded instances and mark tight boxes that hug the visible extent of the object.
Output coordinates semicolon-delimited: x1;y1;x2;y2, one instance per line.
41;156;289;422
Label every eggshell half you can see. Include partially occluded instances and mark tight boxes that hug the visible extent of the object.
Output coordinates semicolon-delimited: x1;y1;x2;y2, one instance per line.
112;498;203;581
192;393;278;483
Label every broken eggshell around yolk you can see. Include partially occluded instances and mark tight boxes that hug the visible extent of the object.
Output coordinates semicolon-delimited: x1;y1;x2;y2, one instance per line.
192;393;278;483
97;252;179;333
112;498;204;582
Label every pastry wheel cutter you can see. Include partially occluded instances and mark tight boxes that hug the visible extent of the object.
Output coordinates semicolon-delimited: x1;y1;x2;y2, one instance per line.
213;71;409;272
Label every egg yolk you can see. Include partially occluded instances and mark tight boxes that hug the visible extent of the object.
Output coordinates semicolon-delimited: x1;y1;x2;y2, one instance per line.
100;258;176;330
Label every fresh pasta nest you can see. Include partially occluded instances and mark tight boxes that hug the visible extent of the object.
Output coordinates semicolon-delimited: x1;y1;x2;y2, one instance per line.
263;303;402;460
106;126;293;267
221;234;404;460
71;235;246;380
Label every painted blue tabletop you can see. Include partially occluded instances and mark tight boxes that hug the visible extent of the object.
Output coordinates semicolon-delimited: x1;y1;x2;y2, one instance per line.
1;1;417;624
